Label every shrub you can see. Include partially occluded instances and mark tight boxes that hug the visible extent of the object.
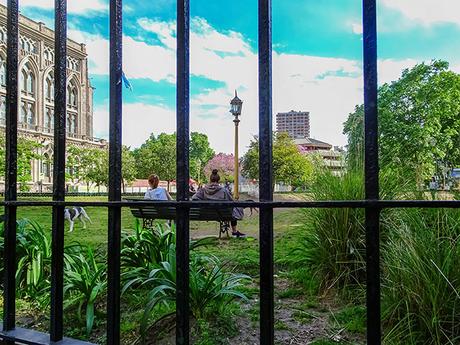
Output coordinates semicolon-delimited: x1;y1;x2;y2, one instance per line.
15;219;52;307
121;222;214;286
64;244;107;336
382;207;460;345
122;245;250;336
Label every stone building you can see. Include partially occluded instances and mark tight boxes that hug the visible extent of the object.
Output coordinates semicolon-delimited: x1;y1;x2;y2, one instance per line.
0;4;106;191
276;110;310;138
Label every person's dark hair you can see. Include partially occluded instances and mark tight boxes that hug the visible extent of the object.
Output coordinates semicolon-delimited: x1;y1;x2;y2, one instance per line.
210;169;220;183
148;174;160;189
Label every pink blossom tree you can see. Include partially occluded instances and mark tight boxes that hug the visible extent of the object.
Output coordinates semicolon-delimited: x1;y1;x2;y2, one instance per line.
203;153;235;182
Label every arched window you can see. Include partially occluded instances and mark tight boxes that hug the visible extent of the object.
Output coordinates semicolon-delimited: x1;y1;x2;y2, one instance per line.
27;73;34;94
27;103;34;126
71;88;77;107
19;62;36;128
45;74;54;101
45;107;53;131
0;55;6;87
66;113;77;134
42;154;51;178
0;95;5;124
21;103;27;123
21;63;35;96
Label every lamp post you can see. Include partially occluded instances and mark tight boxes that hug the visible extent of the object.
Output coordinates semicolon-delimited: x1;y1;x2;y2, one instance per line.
230;90;243;199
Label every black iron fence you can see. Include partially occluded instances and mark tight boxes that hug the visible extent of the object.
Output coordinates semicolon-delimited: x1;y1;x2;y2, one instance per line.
1;0;458;344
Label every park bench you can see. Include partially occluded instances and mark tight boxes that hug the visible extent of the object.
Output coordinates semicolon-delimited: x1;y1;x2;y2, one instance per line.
127;200;234;238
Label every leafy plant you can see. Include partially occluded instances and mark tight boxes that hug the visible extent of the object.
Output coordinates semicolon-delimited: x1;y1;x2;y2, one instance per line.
15;219;52;306
122;245;250;336
63;244;107;336
121;221;214;286
121;219;175;272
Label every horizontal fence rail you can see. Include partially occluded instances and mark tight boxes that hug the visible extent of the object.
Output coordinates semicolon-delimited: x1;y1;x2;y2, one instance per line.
1;0;459;344
1;200;460;208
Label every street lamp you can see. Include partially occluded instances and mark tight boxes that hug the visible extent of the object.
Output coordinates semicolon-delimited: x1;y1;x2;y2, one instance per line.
230;90;243;199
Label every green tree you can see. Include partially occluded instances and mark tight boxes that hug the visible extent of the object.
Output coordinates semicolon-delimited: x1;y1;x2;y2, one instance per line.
190;132;215;183
344;60;460;186
121;146;137;192
241;132;314;188
0;136;43;191
134;133;177;191
86;148;109;192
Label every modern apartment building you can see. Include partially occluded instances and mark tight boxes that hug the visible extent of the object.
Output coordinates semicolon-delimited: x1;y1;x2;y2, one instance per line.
276;110;310;138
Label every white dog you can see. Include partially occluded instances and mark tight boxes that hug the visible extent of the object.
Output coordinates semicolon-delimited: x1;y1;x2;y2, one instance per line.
64;207;92;232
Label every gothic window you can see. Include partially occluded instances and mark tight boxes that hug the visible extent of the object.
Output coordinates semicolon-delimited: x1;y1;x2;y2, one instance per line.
27;102;34;126
21;63;35;96
42;154;51;178
45;107;54;131
45;74;54;101
21;102;27;123
71;88;77;107
19;62;36;128
66;113;77;134
0;95;5;124
0;55;6;87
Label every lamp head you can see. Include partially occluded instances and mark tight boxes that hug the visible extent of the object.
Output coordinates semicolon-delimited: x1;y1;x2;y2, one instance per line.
229;90;243;117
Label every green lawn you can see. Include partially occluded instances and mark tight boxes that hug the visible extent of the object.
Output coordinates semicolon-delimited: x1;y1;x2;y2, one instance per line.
11;195;307;250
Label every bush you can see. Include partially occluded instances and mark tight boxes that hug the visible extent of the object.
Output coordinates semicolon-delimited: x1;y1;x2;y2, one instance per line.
382;207;460;344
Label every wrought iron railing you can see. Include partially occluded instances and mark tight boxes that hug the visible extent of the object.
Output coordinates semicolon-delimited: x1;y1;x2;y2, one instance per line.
1;0;458;345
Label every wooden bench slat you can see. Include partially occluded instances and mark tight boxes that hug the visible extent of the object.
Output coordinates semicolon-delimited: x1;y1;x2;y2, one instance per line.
128;204;233;222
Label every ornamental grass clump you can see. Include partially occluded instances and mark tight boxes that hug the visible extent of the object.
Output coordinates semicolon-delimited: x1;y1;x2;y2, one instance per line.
295;169;366;292
294;168;400;294
382;207;460;345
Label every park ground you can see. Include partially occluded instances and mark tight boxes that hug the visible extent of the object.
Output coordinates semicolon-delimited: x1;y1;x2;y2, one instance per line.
1;194;366;345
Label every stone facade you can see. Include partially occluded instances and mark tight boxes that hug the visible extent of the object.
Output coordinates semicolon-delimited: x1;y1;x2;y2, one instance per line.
0;4;106;190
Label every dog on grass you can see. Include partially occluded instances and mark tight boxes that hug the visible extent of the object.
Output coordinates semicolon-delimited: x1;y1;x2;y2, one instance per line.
64;207;92;232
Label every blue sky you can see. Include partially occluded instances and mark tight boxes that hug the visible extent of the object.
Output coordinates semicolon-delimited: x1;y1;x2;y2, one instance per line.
10;0;460;153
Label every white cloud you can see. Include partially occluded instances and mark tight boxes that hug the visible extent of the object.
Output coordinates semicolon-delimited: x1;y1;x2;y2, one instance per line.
377;58;418;85
87;17;438;153
0;0;108;15
381;0;460;26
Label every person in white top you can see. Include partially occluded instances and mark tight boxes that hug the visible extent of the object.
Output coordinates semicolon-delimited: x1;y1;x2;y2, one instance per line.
144;174;172;201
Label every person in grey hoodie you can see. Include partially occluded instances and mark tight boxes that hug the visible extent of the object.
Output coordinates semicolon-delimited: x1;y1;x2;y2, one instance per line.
192;169;245;237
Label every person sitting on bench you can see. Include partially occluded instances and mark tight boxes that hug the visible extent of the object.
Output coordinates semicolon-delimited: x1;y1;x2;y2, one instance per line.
144;174;172;201
145;174;173;227
192;169;245;238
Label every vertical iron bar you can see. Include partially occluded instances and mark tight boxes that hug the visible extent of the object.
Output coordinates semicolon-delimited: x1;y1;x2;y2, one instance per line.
107;0;122;344
176;0;190;343
363;0;381;343
258;0;274;344
2;0;19;335
50;0;67;341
